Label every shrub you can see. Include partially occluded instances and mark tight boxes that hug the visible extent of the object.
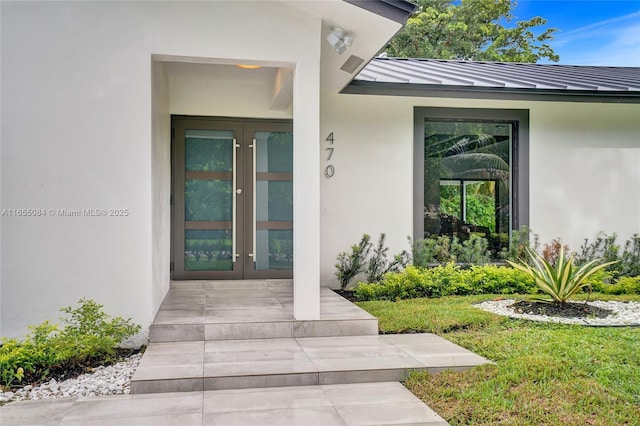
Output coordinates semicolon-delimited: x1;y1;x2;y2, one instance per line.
452;235;492;265
574;232;640;277
335;234;371;290
590;275;640;295
356;266;433;301
354;264;536;301
542;238;569;266
464;264;536;294
412;226;539;267
60;298;140;352
365;234;410;284
575;232;619;267
412;234;492;267
335;233;410;288
620;234;640;277
506;247;617;303
0;299;140;390
500;225;540;263
411;235;453;266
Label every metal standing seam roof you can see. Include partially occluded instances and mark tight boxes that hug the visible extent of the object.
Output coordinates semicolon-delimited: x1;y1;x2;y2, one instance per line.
344;0;419;24
349;58;640;102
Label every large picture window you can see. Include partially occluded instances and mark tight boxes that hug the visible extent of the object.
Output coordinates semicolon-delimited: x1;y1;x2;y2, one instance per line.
414;108;529;255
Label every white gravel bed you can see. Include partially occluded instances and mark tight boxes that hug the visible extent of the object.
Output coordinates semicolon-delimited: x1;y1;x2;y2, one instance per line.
475;299;640;326
0;353;141;404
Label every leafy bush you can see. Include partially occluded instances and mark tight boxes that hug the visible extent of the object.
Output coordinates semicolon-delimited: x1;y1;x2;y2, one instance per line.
356;266;434;301
620;234;640;277
335;234;371;290
60;298;139;351
452;235;492;265
412;234;492;267
575;232;640;277
354;264;536;301
499;225;539;263
590;275;640;295
541;238;569;265
464;264;537;294
412;226;541;267
365;234;410;284
0;299;140;390
506;247;617;303
411;235;453;266
575;232;619;267
335;233;409;289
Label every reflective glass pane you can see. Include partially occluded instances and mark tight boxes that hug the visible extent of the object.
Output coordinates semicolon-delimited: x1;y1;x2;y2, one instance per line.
185;180;232;221
439;181;461;219
254;229;293;271
465;181;497;233
185;129;233;172
185;229;233;271
424;121;511;251
255;131;293;173
256;181;293;222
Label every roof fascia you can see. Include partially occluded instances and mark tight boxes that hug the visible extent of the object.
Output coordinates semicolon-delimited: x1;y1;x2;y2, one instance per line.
343;0;418;24
343;80;640;104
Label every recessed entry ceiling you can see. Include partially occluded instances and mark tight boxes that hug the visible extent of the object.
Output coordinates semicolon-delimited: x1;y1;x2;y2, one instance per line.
162;61;294;111
164;62;277;82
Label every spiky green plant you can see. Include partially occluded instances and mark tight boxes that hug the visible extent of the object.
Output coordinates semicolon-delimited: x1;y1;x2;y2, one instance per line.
335;234;372;290
506;247;618;303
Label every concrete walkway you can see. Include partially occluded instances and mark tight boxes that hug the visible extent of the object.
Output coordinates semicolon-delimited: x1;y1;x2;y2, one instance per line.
0;382;449;425
1;281;491;425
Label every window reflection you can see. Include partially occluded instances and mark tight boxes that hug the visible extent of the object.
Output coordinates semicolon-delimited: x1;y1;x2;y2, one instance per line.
424;121;512;253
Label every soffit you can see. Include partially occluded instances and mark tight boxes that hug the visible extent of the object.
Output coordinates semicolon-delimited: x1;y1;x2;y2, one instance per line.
281;0;406;91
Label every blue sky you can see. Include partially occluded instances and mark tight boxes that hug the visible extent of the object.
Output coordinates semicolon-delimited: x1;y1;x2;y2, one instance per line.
511;0;640;66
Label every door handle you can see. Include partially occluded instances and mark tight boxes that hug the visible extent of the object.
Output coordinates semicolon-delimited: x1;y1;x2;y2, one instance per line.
250;138;257;263
232;140;240;262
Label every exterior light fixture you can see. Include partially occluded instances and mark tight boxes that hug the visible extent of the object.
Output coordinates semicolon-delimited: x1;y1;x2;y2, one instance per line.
326;27;353;55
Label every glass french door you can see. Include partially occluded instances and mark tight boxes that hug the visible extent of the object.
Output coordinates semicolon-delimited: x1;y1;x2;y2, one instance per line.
172;117;293;280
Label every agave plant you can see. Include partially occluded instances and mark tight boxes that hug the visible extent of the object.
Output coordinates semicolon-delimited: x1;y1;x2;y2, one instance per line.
506;246;617;303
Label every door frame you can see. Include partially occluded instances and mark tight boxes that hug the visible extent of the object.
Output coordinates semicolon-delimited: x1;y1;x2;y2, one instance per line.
170;115;293;280
242;120;294;280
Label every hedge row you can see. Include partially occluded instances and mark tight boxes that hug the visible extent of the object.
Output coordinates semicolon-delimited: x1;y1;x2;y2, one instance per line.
354;264;536;301
353;264;640;302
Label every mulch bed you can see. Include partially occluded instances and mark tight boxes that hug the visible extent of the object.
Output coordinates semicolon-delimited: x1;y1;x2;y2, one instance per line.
510;300;613;319
333;289;358;302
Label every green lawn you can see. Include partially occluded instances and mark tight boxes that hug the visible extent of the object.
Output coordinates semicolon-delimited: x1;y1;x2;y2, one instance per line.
357;294;640;425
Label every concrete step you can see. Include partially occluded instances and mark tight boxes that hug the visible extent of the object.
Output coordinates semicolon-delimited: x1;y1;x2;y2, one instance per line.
130;334;491;394
149;282;378;342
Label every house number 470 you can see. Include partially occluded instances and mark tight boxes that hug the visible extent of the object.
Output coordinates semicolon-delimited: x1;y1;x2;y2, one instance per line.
324;132;335;179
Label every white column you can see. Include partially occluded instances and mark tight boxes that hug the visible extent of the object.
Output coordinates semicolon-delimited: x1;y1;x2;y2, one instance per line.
292;55;321;320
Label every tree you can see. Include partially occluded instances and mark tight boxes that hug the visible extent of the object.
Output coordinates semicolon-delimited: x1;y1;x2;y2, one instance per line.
385;0;559;63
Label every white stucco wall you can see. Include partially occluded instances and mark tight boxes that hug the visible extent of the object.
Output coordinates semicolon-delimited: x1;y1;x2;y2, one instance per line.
530;102;640;244
319;91;414;286
150;61;171;325
320;90;640;287
1;0;323;338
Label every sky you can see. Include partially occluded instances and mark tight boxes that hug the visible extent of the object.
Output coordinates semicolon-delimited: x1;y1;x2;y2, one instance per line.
511;0;640;66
